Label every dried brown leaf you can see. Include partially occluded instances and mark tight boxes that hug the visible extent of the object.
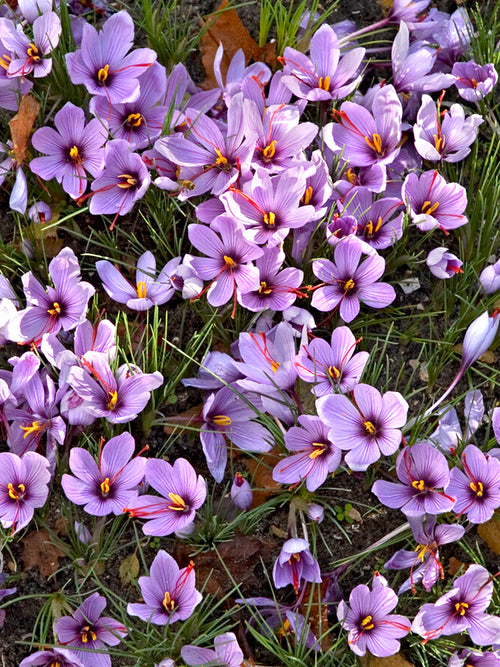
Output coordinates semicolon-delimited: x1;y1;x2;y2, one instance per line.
119;552;140;586
299;582;330;651
478;511;500;554
245;447;282;506
9;94;39;166
360;651;415;667
163;403;202;435
22;528;64;578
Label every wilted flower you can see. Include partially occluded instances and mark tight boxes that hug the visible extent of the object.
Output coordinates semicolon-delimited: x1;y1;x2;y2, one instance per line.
426;248;463;279
273;538;321;594
182;632;244;667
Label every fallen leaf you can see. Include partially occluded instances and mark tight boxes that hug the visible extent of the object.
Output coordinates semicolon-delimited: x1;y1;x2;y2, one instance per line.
478;511;500;554
9;94;39;165
447;556;468;576
452;344;496;364
360;651;415;667
163;403;202;435
245;447;283;506
299;582;330;651
119;552;140;586
22;528;64;578
346;506;362;523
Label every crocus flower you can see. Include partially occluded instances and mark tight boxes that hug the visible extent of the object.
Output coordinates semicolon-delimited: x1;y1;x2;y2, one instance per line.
123;457;206;536
317;383;408;471
96;251;177;311
182;632;244;667
480;258;500;294
426;248;463;279
30;102;107;199
28;201;52;224
430;389;483;453
337;581;411;657
385;515;465;593
17;0;53;23
273;538;321;594
449;649;500;667
55;593;127;667
307;503;324;523
452;61;498;102
412;565;500;645
402;170;468;232
127;550;202;625
0;12;61;79
447;444;500;524
0;451;50;534
280;24;365;101
372;442;455;516
65;10;156;104
61;433;146;516
231;473;252;510
311;238;396;323
295;326;369;396
19;648;84;667
272;415;341;491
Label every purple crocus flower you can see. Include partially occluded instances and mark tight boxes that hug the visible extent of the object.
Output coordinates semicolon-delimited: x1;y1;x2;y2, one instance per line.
449;649;500;667
372;442;455;516
323;85;402;168
65;10;156;104
453;61;498;102
87;140;151;224
272;415;341;491
30;102;107;199
480;258;500;294
231;473;252;511
0;12;61;79
273;538;321;594
127;550;202;625
426;247;463;279
430;389;484;453
96;251;177;311
0;452;50;534
317;383;408;471
182;632;244;667
412;565;500;645
61;433;146;516
311;238;396;323
7;247;95;344
337;581;411;657
295;326;368;397
414;95;483;163
19;648;84;667
280;24;365;101
402;170;468;232
55;593;127;667
28;201;52;224
447;444;500;524
123;457;206;536
385;515;465;594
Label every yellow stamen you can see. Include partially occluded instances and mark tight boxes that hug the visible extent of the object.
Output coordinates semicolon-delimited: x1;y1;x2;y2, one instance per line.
318;75;330;91
97;64;109;82
343;279;355;292
262;140;277;160
346;168;357;184
258;281;273;295
411;479;426;491
290;552;301;562
328;365;341;380
107;391;118;410
20;421;41;439
470;480;484;497
364;133;383;154
223;255;236;268
264;211;276;227
309;443;326;459
27;43;40;60
137;281;147;299
69;145;79;160
278;618;291;636
433;134;445;152
80;626;97;643
117;174;137;189
214;148;229;167
100;477;110;496
213;414;232;426
301;185;313;205
270;360;280;373
0;54;11;70
365;217;383;237
361;615;374;630
8;482;25;500
415;544;429;562
47;302;61;316
471;78;478;89
168;492;186;511
127;112;143;127
363;420;376;435
455;602;469;616
421;200;439;215
162;591;175;611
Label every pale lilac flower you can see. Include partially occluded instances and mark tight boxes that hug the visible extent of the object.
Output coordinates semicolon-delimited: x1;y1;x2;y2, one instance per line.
402;170;468;232
387;0;431;22
182;351;242;392
295;326;368;396
30;102;107;199
311;238;396;323
231;473;252;510
273;538;321;594
19;648;84;667
0;12;61;79
127;550;202;625
449;649;500;667
182;632;243;667
448;444;500;524
55;593;127;667
453;61;498;102
412;565;500;645
307;503;324;523
480;258;500;294
62;433;146;516
372;442;455;516
28;201;52;224
17;0;53;23
430;389;484;453
426;248;463;279
96;251;177;311
124;458;206;536
337;582;411;657
317;383;408;471
65;10;156;104
212;44;271;103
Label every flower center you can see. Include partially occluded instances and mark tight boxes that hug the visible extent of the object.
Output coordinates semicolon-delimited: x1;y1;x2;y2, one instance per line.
264;211;276;227
100;477;111;496
346;168;357;184
309;442;326;459
364;133;383;154
288;552;301;563
97;64;109;82
167;492;187;511
363;420;376;435
223;255;236;268
213;414;232;426
470;480;484;497
80;625;97;643
455;601;469;616
343;278;355;292
301;185;313;205
258;281;273;295
8;482;25;500
411;479;426;491
127;112;143;127
27;43;40;61
471;78;478;89
20;421;42;439
117;174;137;189
361;615;374;630
421;200;439;216
137;281;147;298
262;140;277;160
107;390;118;410
47;302;62;316
364;217;383;238
69;145;83;164
328;365;341;380
162;591;176;612
433;134;445;152
318;75;330;91
214;148;231;172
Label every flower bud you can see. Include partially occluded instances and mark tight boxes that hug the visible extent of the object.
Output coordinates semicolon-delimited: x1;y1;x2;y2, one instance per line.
231;473;252;511
479;258;500;294
307;503;324;523
426;248;463;279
